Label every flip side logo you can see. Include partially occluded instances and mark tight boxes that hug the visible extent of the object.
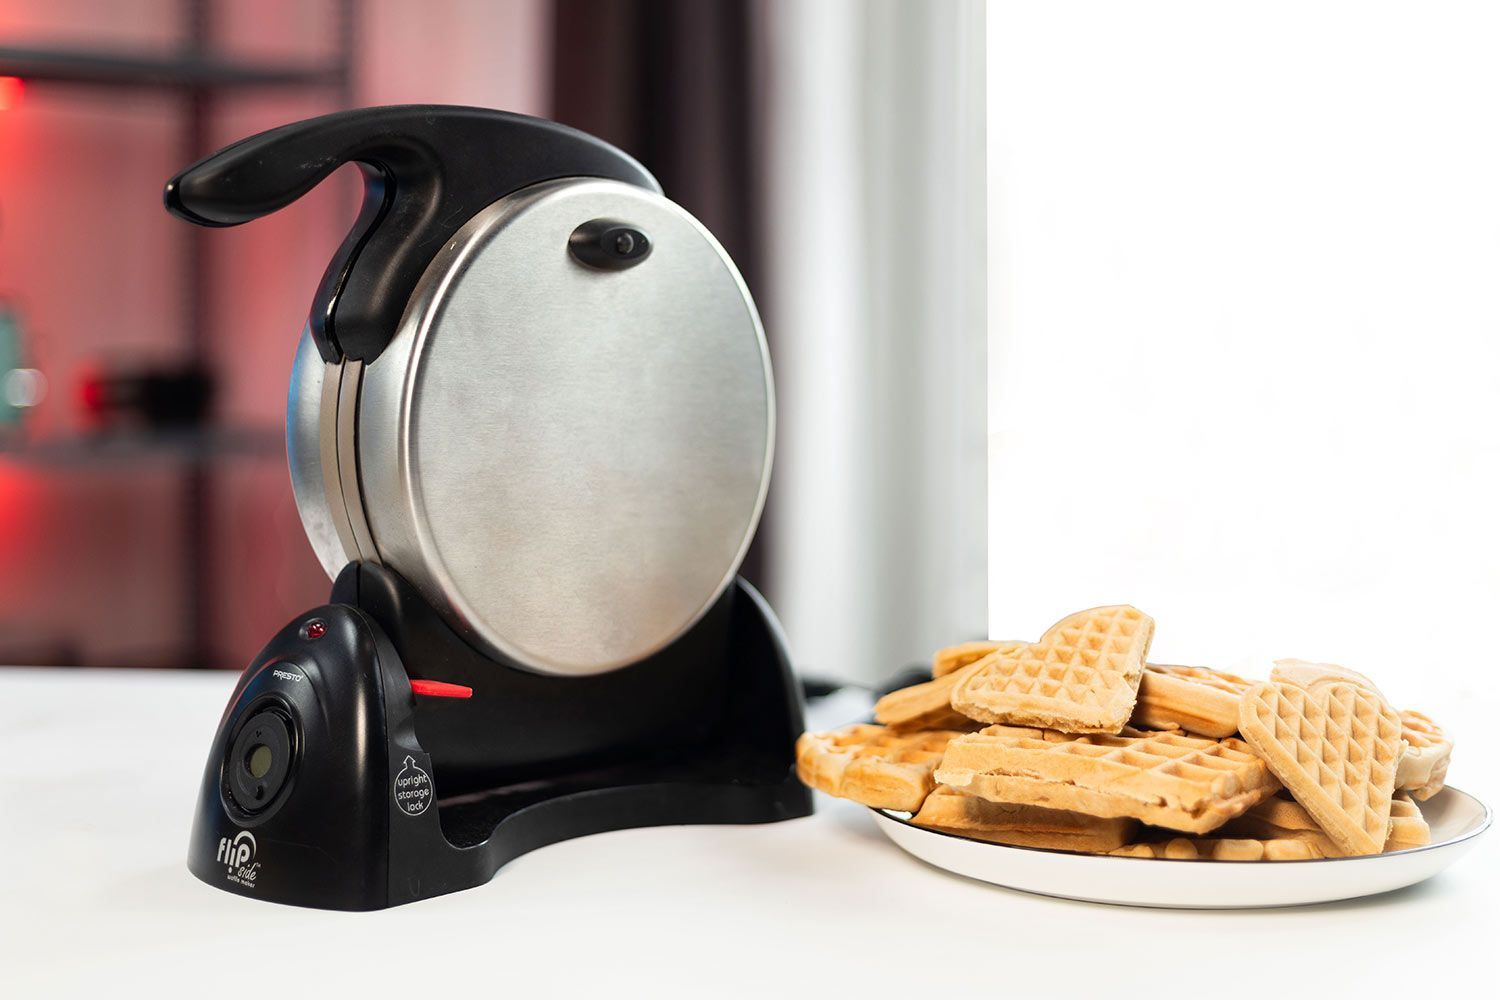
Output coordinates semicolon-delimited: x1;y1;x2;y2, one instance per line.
216;830;260;888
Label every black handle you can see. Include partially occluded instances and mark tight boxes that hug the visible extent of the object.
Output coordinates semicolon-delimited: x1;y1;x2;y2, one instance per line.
164;105;660;362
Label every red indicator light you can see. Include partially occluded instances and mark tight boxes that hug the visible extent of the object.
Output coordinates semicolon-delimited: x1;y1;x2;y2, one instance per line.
0;78;23;111
302;618;327;640
410;679;473;699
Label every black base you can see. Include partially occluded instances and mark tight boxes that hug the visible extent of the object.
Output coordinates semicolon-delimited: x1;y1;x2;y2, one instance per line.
187;563;811;910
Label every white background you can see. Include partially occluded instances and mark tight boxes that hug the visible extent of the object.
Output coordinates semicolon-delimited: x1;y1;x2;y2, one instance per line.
987;0;1500;752
763;0;987;685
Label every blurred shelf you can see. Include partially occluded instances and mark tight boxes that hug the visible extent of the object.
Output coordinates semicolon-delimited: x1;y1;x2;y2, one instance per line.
0;44;344;91
2;2;354;670
0;427;284;468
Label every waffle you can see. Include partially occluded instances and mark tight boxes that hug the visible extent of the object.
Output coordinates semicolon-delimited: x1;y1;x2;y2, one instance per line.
1270;658;1385;700
933;640;1025;678
875;662;987;732
1396;710;1452;801
1221;789;1430;855
934;725;1278;834
1271;661;1450;802
911;786;1137;853
1108;837;1326;861
1386;793;1432;851
1239;681;1404;856
949;606;1155;733
795;724;963;811
1132;663;1256;738
1219;793;1336;854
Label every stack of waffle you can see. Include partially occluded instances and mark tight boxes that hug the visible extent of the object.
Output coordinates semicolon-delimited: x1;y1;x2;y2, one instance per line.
796;606;1454;859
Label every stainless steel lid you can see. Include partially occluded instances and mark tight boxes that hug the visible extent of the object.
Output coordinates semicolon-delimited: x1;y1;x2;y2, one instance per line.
294;178;773;676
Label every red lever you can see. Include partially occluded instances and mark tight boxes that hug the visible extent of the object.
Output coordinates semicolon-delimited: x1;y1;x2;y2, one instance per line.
410;679;473;699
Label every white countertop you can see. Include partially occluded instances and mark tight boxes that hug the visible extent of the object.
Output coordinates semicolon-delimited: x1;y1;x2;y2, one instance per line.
1;668;1494;997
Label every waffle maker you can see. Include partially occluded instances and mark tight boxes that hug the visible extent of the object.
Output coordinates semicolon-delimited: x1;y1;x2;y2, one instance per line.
166;105;811;910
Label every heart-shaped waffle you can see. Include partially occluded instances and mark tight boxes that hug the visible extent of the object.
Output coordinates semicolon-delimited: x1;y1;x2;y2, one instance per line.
1238;681;1404;856
949;605;1154;733
1268;661;1450;801
1270;658;1385;700
932;640;1026;678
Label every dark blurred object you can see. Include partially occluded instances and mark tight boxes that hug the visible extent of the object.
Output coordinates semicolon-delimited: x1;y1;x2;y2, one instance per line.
797;663;935;702
799;676;848;701
0;426;282;468
78;364;214;429
552;0;758;278
553;0;767;587
796;665;931;727
0;45;341;90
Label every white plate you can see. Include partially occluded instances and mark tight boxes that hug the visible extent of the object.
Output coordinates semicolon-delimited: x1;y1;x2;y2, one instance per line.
872;785;1490;908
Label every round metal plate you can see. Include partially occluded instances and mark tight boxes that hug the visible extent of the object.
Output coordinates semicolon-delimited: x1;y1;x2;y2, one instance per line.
357;179;773;675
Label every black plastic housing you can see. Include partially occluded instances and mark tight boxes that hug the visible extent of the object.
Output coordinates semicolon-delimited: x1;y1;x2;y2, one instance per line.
164;105;660;362
187;563;812;911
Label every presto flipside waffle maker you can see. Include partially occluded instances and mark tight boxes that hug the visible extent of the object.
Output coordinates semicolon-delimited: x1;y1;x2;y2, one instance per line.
165;105;811;910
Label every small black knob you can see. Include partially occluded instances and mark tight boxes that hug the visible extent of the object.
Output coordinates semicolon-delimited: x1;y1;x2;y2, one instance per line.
569;219;652;270
226;706;295;814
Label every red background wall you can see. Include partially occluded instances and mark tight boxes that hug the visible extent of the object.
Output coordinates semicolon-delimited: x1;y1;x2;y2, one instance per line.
0;0;550;667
